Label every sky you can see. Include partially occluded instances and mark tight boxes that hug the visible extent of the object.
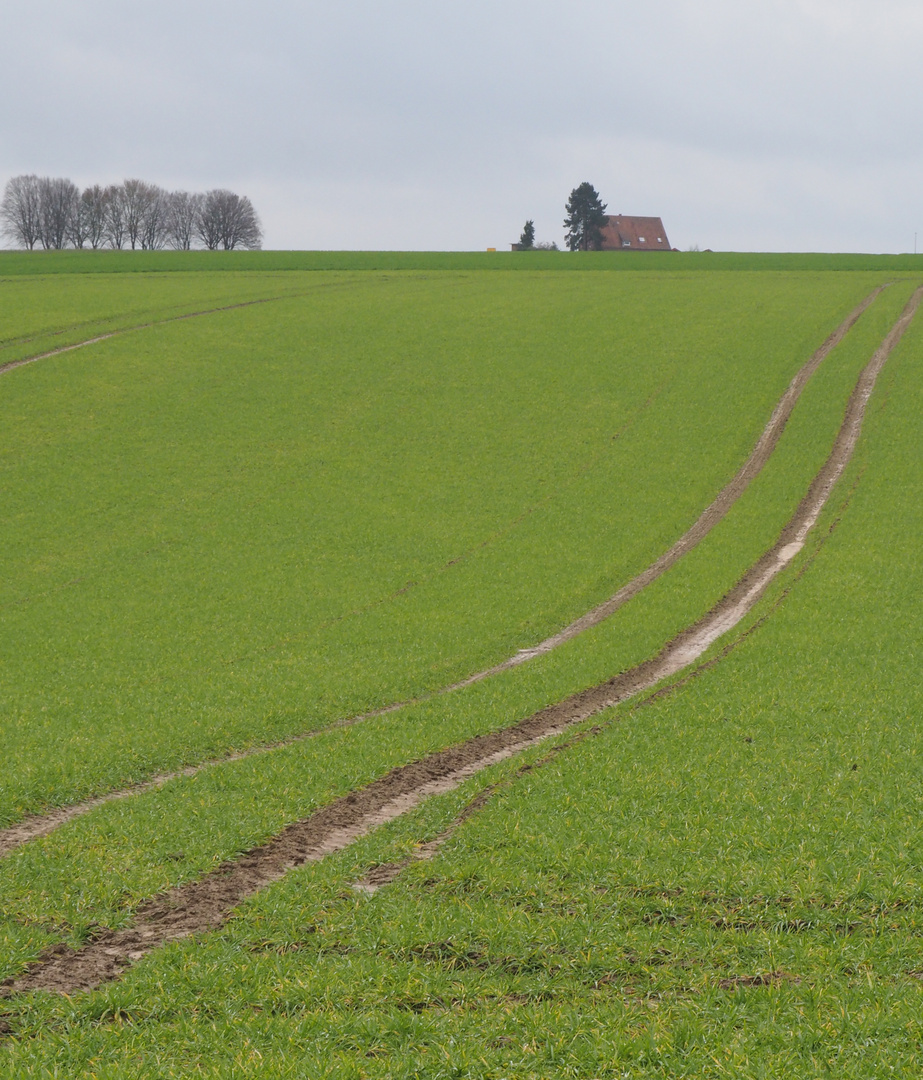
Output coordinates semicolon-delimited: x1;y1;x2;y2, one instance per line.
1;0;920;252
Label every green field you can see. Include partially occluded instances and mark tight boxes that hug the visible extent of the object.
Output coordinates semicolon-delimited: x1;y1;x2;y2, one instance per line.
1;253;921;1076
4;248;923;275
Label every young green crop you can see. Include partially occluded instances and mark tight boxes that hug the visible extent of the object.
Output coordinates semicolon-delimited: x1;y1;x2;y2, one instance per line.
6;299;920;1077
0;270;314;368
1;265;920;1076
1;270;893;822
6;269;903;947
3;247;923;274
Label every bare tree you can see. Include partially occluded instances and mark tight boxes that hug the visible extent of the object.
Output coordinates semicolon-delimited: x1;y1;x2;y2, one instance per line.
80;185;109;250
1;175;43;249
226;192;263;250
113;178;166;249
66;191;90;249
197;189;263;250
104;183;127;249
195;191;222;251
3;174;265;252
166;190;203;250
38;177;79;250
139;184;170;250
121;179;150;250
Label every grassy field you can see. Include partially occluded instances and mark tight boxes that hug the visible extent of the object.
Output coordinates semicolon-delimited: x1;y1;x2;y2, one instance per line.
0;272;309;368
1;256;920;1075
2;268;896;822
4;248;923;275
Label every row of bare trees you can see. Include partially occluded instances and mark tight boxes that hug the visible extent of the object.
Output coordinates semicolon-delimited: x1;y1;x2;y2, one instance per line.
0;175;263;251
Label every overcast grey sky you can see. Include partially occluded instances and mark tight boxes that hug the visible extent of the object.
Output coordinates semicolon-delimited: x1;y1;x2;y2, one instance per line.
1;0;920;251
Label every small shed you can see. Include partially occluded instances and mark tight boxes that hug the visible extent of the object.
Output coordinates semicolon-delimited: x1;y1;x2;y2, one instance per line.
600;216;672;251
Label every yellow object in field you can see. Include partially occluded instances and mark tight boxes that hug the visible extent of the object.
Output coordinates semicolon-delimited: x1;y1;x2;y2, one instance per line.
486;247;496;252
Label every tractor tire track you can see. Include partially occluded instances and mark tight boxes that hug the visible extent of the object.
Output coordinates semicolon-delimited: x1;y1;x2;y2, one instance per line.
350;473;863;900
452;284;888;684
350;739;580;896
0;286;889;860
4;286;918;998
0;294;293;377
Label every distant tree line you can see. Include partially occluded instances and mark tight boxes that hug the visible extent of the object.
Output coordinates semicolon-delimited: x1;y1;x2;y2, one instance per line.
0;175;263;251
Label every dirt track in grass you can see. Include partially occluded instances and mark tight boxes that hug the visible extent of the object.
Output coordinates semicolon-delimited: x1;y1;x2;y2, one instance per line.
0;294;293;377
0;287;888;861
4;285;918;998
451;283;888;684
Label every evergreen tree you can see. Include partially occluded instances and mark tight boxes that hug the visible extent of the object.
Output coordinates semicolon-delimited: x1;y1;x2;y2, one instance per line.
518;219;535;250
563;182;608;251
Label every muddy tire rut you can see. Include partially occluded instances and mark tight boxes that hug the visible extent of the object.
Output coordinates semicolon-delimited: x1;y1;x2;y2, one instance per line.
0;287;889;861
4;286;919;999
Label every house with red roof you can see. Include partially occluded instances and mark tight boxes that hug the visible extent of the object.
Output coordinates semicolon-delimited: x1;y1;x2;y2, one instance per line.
600;215;672;251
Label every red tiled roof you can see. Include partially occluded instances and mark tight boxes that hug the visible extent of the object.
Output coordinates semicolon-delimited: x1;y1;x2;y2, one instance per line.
600;216;671;251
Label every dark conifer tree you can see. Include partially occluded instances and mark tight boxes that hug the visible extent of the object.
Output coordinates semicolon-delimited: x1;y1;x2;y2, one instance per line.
563;182;608;251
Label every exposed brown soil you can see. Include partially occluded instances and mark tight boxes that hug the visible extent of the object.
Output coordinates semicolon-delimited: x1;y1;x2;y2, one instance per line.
350;737;578;896
0;287;888;861
4;286;918;998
